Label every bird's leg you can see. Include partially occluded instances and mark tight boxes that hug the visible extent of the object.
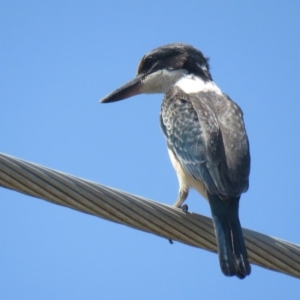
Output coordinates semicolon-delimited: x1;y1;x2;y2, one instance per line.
173;188;189;213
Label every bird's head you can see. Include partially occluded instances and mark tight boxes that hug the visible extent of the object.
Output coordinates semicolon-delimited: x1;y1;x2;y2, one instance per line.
100;43;212;103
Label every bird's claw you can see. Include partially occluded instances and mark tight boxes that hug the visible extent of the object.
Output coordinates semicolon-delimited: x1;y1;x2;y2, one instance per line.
181;204;188;213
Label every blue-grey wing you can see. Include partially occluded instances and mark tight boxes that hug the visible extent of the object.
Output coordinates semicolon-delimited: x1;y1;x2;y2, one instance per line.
160;86;249;197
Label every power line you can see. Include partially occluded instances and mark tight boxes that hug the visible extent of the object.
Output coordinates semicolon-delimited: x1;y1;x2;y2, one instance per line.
0;152;299;278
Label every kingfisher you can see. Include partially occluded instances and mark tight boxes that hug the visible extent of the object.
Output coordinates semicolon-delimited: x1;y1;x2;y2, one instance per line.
100;43;251;279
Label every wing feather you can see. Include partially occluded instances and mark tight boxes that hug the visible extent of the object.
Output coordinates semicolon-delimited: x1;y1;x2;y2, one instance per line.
160;86;250;197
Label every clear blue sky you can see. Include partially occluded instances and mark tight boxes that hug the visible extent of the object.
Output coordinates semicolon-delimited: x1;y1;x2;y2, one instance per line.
1;1;300;299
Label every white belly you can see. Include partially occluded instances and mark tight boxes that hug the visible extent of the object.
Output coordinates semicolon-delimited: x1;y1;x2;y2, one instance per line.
168;147;208;200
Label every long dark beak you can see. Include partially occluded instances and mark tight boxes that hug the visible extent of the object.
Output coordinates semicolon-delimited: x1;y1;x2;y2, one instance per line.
100;74;143;103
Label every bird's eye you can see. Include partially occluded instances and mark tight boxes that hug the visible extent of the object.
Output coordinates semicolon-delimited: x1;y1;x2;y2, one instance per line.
144;57;155;69
137;56;156;74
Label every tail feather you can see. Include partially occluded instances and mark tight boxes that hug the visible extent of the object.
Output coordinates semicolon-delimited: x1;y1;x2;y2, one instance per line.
208;194;251;279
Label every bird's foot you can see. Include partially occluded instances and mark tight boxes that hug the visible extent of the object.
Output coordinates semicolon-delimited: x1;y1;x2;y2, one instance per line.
181;204;188;213
168;239;174;244
173;189;189;209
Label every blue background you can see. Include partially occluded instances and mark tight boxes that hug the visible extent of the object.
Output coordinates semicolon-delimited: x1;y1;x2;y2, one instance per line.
1;1;300;299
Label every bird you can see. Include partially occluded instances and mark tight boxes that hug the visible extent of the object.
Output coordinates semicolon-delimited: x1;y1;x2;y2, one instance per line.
100;43;251;279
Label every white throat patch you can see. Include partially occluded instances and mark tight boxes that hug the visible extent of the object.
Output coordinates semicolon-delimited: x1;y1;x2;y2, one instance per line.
175;75;222;95
141;69;186;94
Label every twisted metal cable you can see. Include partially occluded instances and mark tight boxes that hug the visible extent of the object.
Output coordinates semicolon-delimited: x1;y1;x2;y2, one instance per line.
0;152;299;278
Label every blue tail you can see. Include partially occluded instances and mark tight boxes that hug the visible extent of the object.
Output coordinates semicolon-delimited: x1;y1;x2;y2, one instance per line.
208;194;251;279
